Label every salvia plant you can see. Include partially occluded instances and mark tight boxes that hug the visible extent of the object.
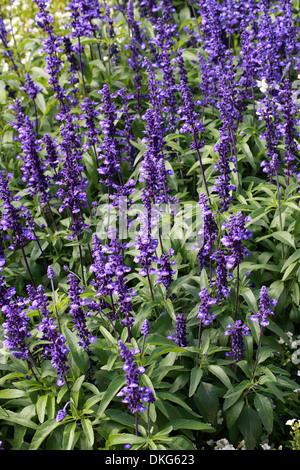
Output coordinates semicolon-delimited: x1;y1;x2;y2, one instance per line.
0;0;300;453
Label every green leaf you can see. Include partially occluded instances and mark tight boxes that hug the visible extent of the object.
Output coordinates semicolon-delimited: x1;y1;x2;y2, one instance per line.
254;394;273;434
63;326;90;375
169;419;215;432
29;419;63;450
105;409;135;428
106;433;147;448
207;365;233;390
157;391;198;416
197;382;219;424
272;231;295;249
238;407;262;450
281;249;300;272
223;380;250;407
225;398;244;428
81;418;94;447
0;408;38;429
189;367;203;397
240;142;255;168
97;374;125;418
282;261;298;281
241;287;258;314
35;93;46;114
0;389;26;399
62;422;78;450
166;272;195;297
99;325;118;345
164;435;195;450
36;393;49;424
71;375;85;407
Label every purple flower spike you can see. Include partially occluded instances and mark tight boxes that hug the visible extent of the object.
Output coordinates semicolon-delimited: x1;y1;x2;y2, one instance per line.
56;409;67;423
211;249;232;300
20;73;43;100
168;313;187;347
2;301;31;360
141;319;151;336
250;286;277;327
34;285;69;385
224;320;250;363
197;193;218;272
117;340;155;414
221;212;252;269
67;273;97;352
197;287;217;326
47;266;55;279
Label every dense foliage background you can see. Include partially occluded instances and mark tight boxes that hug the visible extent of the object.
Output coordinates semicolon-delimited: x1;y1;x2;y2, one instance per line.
0;0;300;451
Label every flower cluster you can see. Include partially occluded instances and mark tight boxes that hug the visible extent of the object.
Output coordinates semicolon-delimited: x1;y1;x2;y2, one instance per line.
250;285;277;327
220;212;252;270
197;193;218;272
224;320;250;363
2;300;31;360
117;340;155;413
67;273;97;352
34;284;69;386
0;170;35;251
168;313;187;347
197;287;217;326
20;73;42;101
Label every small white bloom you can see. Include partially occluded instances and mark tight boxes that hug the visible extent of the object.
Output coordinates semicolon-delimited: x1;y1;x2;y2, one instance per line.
257;78;268;93
261;434;269;444
217;409;224;424
261;443;271;450
237;440;246;450
214;438;232;450
291;345;300;364
220;444;236;450
286;419;296;426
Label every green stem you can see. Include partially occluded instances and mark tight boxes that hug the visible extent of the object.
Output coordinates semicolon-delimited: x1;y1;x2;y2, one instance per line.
21;245;36;289
275;171;284;258
135;410;139;436
77;37;87;98
196;319;202;367
252;324;263;379
234;262;240;321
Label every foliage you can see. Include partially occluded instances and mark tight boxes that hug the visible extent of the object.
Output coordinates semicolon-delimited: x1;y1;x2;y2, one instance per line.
0;0;300;451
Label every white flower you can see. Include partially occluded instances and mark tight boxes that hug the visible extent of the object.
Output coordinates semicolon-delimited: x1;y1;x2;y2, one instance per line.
261;434;269;444
237;440;246;450
1;63;9;72
286;419;296;426
217;409;224;424
214;438;234;450
257;78;268;93
261;443;271;450
291;342;300;364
